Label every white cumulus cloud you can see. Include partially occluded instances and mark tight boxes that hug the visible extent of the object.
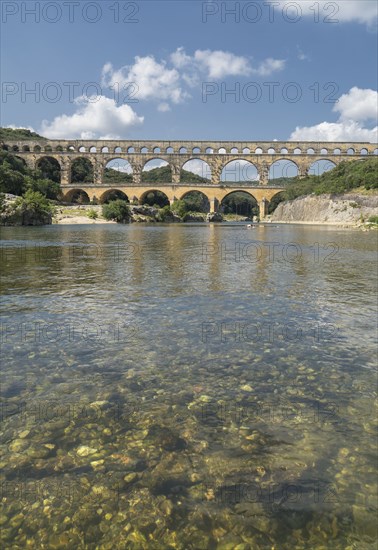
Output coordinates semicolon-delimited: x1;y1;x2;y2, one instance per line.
289;87;378;142
102;56;188;105
40;95;144;140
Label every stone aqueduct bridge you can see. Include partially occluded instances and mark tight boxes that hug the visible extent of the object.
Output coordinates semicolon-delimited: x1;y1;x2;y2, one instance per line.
3;139;376;218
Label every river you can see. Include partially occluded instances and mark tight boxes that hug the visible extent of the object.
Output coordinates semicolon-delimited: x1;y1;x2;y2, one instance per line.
1;223;377;549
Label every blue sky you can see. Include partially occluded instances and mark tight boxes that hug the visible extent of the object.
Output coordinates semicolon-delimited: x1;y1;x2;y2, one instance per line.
1;0;377;142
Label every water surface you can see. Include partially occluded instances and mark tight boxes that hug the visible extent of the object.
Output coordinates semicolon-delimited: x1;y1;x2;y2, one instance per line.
1;223;377;549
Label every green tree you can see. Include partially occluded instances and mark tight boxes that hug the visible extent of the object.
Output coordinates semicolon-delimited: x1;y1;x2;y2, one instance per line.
102;200;131;223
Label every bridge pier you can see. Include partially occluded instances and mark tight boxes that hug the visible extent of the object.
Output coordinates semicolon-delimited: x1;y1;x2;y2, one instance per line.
259;198;269;220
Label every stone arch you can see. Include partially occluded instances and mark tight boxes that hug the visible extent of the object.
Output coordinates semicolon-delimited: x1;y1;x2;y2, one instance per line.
71;157;94;183
308;159;336;176
142;158;172;183
100;189;129;204
220;190;258;218
141;146;148;153
333;148;341;155
281;147;289;154
180;190;210;213
181;159;211;182
205;147;214;154
307;148;315;155
192;147;201;154
293;148;301;155
78;146;86;153
347;148;355;155
44;145;53;153
101;146;109;153
64;189;90;204
104;158;133;183
360;148;368;155
269;159;299;181
114;146;122;154
89;146;97;153
243;148;250;154
34;145;42;153
221;160;259;183
320;148;328;155
231;147;239;154
140;189;170;207
128;146;135;153
36;156;61;183
255;147;263;154
374;149;378;155
67;145;75;152
22;145;30;152
153;146;161;154
218;147;227;154
55;145;63;152
268;148;276;154
179;147;187;154
166;147;174;153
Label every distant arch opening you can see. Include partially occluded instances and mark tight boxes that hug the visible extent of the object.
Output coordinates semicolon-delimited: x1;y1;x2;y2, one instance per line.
101;146;109;153
140;190;169;208
128;146;135;153
181;159;211;183
221;160;258;183
360;148;368;155
142;159;172;183
36;156;61;183
100;190;129;204
293;148;301;155
71;157;94;183
268;191;286;214
221;191;258;218
269;159;299;182
308;159;336;177
104;158;133;184
307;148;315;155
243;148;250;154
347;148;355;155
255;148;263;155
79;146;86;153
166;147;174;154
268;148;276;155
333;148;341;155
34;145;42;153
179;147;187;154
192;147;201;154
218;147;227;154
281;148;288;154
22;145;30;152
231;147;239;154
114;146;122;154
65;189;90;204
153;147;161;154
90;146;97;153
180;191;210;213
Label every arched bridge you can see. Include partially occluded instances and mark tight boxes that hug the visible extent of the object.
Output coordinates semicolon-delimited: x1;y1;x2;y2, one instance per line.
2;139;376;218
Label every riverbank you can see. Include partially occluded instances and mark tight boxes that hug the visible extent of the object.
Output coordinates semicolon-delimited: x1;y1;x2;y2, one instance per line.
270;190;378;226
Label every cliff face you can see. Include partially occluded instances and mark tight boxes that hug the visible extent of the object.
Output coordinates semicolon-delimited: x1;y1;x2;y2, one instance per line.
271;193;378;225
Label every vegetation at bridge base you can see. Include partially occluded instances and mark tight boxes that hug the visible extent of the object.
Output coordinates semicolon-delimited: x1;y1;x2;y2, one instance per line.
0;190;54;226
221;192;259;217
102;200;131;223
280;159;378;201
0;149;61;199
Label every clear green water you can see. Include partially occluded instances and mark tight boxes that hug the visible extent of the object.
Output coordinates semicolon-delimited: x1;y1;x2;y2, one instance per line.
1;223;377;549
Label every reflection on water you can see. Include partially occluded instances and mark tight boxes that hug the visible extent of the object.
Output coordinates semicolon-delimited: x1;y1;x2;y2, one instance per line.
1;223;377;549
